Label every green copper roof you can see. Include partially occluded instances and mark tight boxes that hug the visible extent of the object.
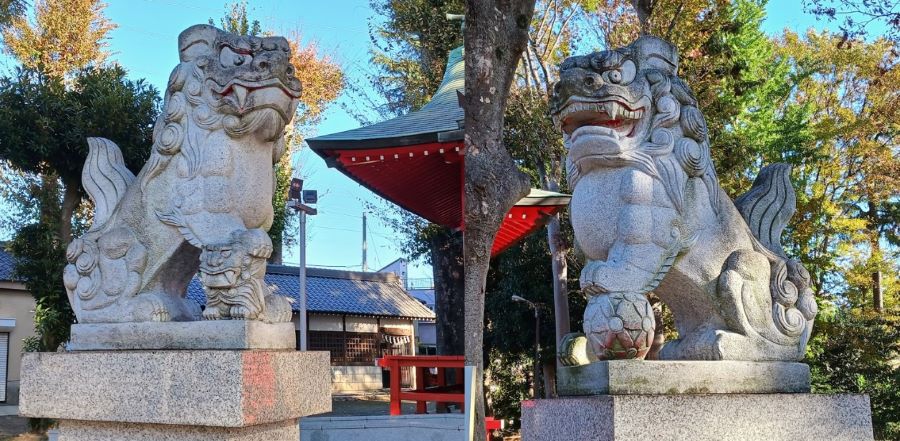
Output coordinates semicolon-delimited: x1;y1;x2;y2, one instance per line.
517;189;571;206
307;46;464;150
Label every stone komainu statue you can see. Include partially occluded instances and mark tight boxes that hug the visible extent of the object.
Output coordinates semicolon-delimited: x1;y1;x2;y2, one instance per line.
552;36;817;362
63;25;301;324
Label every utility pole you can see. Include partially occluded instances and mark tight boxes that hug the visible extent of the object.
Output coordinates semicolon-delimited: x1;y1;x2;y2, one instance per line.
512;295;542;399
287;178;317;351
362;212;368;272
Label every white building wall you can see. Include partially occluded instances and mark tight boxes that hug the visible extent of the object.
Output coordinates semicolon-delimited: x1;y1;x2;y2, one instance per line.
345;316;377;333
308;315;343;331
330;366;383;392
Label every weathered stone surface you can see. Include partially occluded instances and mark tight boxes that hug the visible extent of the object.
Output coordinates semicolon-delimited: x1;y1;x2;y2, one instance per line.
300;414;465;441
67;321;296;350
521;394;873;441
63;24;302;325
552;36;817;362
558;360;811;396
58;419;299;441
19;350;330;426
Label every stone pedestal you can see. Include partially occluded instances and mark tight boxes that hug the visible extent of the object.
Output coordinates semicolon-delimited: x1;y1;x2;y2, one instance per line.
19;323;331;440
521;394;873;441
521;361;873;440
67;321;297;351
557;360;811;395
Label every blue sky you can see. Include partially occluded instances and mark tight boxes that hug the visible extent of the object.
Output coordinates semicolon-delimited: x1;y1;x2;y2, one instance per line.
1;0;844;280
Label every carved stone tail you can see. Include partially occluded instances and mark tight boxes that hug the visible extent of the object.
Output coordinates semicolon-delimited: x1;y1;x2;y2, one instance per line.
732;163;816;355
83;138;135;231
734;163;795;257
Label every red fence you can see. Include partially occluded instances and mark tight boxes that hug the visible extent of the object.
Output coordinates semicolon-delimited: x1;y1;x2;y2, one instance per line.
376;355;504;440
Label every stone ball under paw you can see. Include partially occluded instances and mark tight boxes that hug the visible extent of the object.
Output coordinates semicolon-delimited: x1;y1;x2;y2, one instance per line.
584;292;655;360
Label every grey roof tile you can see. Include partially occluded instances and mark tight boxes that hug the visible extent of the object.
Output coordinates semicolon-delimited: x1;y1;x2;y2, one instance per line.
0;247;18;282
187;265;435;320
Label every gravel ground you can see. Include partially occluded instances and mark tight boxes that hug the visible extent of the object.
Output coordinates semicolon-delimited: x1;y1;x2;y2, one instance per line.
0;415;32;440
314;396;420;416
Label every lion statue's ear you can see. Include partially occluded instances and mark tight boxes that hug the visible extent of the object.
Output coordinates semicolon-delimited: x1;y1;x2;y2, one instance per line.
178;24;220;63
631;36;679;76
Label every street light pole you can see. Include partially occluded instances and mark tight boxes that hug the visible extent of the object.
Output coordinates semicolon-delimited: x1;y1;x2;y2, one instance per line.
512;295;542;399
288;201;316;351
298;208;308;351
288;178;317;351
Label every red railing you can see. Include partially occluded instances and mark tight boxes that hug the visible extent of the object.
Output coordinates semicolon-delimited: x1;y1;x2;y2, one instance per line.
377;355;504;440
377;355;466;416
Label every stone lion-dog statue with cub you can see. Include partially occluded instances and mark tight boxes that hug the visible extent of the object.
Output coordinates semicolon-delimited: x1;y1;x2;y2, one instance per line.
63;25;300;324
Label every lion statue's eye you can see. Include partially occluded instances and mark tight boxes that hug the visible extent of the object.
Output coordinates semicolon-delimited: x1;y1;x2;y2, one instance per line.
219;46;251;67
602;60;636;85
605;70;622;84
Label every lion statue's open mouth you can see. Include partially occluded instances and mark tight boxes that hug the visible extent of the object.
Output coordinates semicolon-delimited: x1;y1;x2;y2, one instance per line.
558;99;645;139
209;79;300;121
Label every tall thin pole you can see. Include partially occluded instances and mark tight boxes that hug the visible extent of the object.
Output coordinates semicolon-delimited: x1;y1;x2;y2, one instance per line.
299;210;308;351
362;212;368;272
534;307;541;399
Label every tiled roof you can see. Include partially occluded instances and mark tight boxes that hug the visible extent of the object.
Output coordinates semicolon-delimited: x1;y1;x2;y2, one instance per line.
0;247;18;281
0;246;431;320
187;265;435;320
408;289;435;309
307;46;464;150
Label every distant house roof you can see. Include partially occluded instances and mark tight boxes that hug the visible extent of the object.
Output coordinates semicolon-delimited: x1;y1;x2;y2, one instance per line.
0;247;18;282
408;288;435;310
0;249;432;319
187;265;435;320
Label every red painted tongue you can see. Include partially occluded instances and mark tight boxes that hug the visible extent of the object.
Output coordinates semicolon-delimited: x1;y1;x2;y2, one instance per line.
593;119;623;128
562;116;623;135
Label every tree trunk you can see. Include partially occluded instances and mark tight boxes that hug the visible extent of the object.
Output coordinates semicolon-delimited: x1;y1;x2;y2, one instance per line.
632;0;654;34
269;240;284;265
60;177;80;244
38;173;60;228
431;228;465;355
464;0;535;435
872;270;883;313
546;215;569;361
866;201;883;313
542;361;556;398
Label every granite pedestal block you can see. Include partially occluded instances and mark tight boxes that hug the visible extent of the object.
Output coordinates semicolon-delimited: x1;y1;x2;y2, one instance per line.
20;349;331;440
56;419;299;441
67;321;297;351
558;360;811;395
521;394;874;441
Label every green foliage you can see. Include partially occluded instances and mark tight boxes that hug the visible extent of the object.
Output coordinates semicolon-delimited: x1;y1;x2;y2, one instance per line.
0;66;158;350
8;222;72;351
209;0;261;37
367;0;464;116
485;228;585;421
0;0;25;27
0;66;158;197
807;310;900;439
2;0;116;80
504;91;566;186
